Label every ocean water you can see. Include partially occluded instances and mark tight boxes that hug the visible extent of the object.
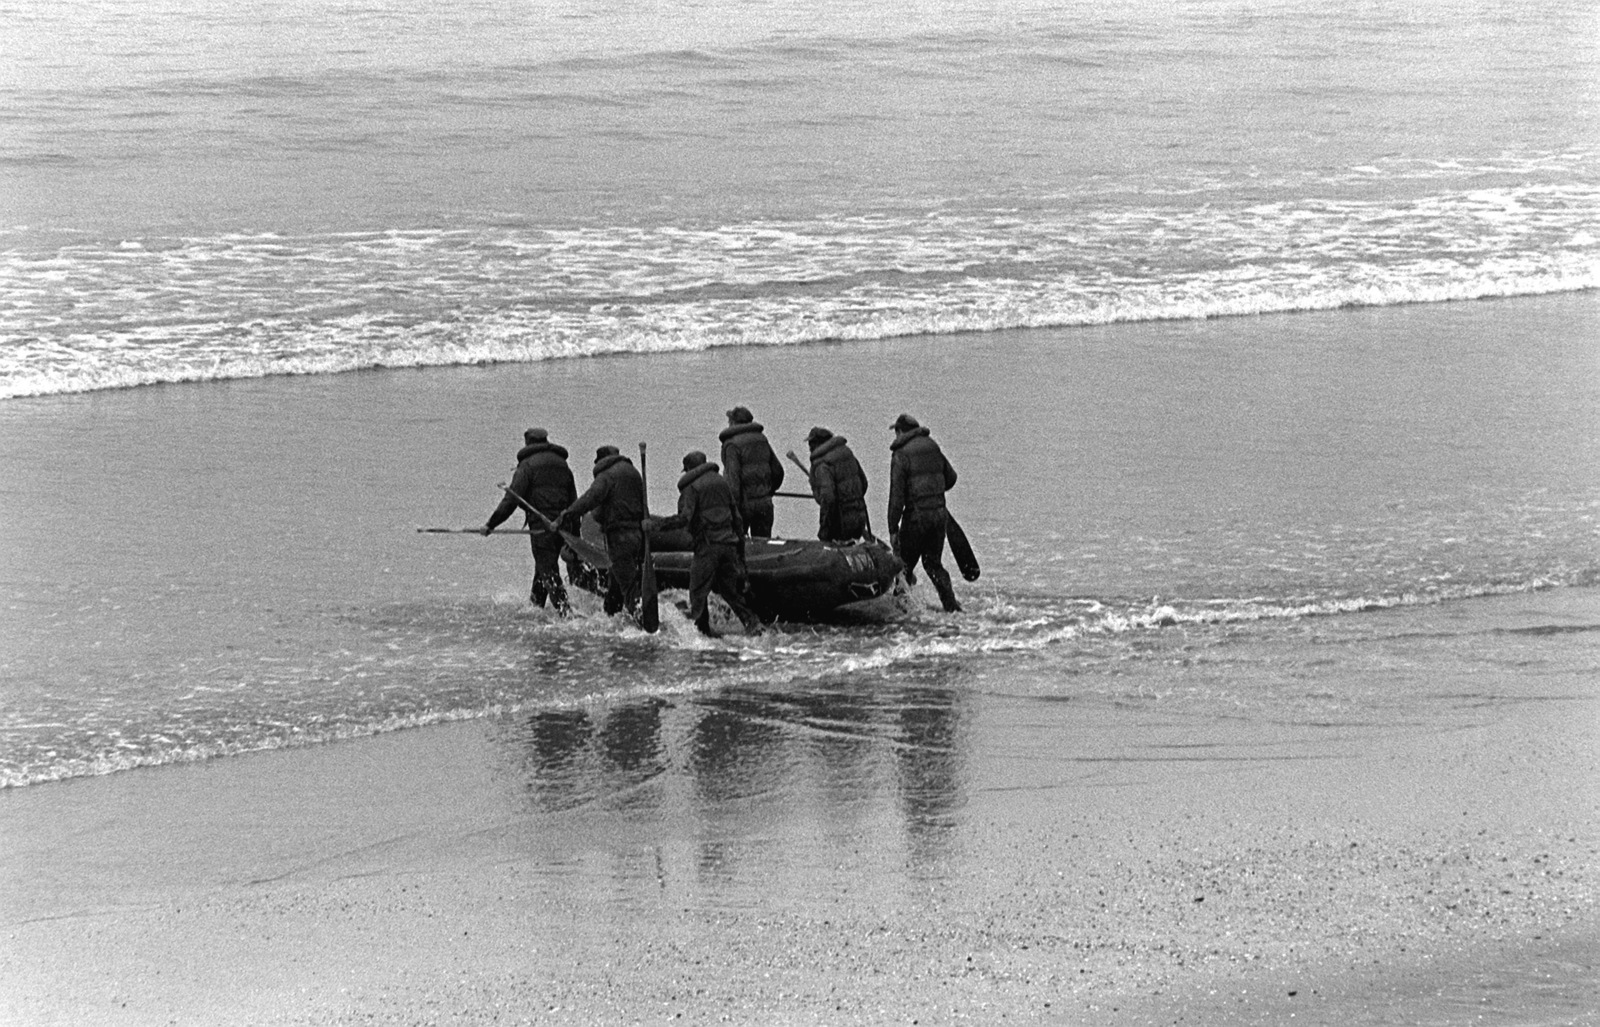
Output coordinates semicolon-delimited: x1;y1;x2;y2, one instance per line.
0;0;1597;789
4;0;1598;398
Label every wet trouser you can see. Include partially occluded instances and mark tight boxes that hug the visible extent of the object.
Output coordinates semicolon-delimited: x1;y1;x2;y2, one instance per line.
602;527;643;616
740;497;775;539
565;550;606;597
687;542;760;628
897;508;960;612
529;529;571;614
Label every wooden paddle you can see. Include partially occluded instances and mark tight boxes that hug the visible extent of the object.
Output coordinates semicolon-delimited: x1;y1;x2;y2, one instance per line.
637;443;660;633
945;511;980;581
419;526;533;534
493;482;612;570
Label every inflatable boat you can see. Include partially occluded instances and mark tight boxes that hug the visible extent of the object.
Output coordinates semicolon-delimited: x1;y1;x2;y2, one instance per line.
648;535;904;621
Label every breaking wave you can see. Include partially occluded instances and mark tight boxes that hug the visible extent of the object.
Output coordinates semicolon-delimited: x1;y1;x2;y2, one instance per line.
4;173;1597;399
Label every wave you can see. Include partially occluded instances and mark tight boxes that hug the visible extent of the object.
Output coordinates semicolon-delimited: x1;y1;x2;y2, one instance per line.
0;703;492;790
829;568;1597;672
2;264;1594;401
3;570;1590;789
4;176;1597;399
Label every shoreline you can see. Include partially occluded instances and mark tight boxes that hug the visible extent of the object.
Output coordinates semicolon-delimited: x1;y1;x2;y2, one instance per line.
4;589;1597;1025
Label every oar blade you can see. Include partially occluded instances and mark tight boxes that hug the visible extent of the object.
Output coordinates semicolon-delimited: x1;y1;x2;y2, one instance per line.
946;511;981;582
563;531;613;572
639;552;660;632
638;442;660;633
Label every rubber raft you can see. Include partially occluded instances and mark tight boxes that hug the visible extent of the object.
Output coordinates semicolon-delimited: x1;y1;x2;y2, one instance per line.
648;536;905;621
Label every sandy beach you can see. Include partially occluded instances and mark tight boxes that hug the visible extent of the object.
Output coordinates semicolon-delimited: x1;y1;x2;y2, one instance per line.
4;582;1596;1026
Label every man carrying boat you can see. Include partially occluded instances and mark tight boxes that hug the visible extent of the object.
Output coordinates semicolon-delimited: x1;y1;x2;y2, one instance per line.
560;445;646;619
887;414;962;613
482;427;577;615
806;426;871;543
719;406;785;539
650;451;763;638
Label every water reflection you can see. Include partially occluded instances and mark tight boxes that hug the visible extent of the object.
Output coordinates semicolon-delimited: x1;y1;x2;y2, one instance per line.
598;700;665;774
689;696;787;805
522;709;594;811
506;676;969;879
688;699;788;883
894;687;965;868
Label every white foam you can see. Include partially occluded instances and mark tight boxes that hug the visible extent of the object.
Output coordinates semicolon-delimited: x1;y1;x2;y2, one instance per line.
4;175;1598;399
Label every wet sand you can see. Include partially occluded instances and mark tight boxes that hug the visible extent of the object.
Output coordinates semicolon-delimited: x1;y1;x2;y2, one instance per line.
3;589;1596;1026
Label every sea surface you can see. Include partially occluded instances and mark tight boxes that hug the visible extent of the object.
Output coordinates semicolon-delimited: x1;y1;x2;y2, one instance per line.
1;0;1597;790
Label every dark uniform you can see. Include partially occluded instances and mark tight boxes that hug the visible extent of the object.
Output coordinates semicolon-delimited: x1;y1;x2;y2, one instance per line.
484;428;577;614
654;451;762;637
562;445;647;617
718;407;785;539
887;414;961;613
806;426;870;543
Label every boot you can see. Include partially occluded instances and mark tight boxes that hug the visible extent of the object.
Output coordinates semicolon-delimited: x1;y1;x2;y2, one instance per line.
894;535;915;585
534;574;570;616
569;563;606;597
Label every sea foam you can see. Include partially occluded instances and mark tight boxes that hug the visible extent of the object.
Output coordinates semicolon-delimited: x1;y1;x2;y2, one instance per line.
4;174;1596;399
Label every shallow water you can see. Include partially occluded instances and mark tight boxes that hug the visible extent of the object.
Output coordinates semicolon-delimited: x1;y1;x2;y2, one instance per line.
1;292;1595;786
